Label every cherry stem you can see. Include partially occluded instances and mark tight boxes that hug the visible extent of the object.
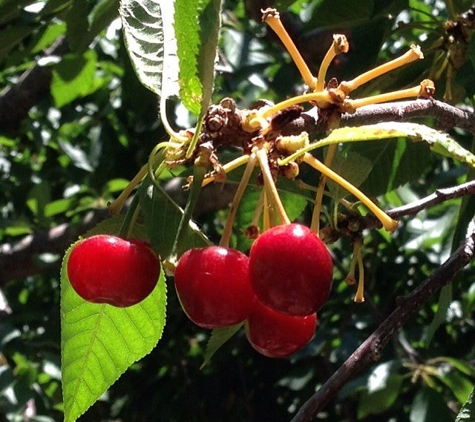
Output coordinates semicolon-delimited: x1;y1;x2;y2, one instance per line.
345;251;358;286
255;148;291;225
303;153;398;232
315;34;349;92
108;164;149;215
170;157;207;259
310;144;337;234
340;45;424;94
159;93;188;143
219;153;258;248
262;8;317;90
345;84;430;110
250;189;265;227
258;91;332;121
353;238;365;303
117;193;141;239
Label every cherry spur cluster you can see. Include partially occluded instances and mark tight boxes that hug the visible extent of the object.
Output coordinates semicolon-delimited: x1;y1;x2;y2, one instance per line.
67;8;438;357
166;9;435;301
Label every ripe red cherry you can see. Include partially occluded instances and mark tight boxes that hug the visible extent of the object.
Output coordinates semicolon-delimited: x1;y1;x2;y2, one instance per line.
67;235;160;307
249;223;333;316
245;299;317;358
174;246;255;329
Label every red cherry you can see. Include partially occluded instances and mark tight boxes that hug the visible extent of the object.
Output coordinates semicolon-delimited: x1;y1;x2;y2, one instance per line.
249;223;333;316
67;235;160;307
245;299;317;358
174;246;255;329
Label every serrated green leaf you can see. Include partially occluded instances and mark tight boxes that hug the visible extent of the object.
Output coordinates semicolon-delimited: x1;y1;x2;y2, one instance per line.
456;388;475;422
61;218;167;422
201;323;243;368
196;0;222;113
175;0;222;115
175;0;204;114
120;0;179;98
327;151;373;201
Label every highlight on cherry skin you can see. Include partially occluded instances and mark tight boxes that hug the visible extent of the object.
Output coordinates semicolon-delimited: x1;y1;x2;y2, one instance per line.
174;246;256;329
67;234;161;307
245;299;318;358
249;223;333;316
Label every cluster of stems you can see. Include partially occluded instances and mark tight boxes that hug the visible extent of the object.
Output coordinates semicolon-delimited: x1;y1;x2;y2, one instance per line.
108;7;436;300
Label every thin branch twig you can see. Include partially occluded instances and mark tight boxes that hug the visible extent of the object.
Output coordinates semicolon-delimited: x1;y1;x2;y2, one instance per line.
387;179;475;219
290;228;475;422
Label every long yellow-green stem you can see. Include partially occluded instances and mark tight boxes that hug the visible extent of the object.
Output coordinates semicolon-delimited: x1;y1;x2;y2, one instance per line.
345;250;358;285
310;144;338;233
353;238;365;303
262;8;317;90
262;191;271;232
117;193;140;239
108;164;149;214
258;91;333;121
255;148;291;225
201;155;250;187
160;93;188;143
250;189;265;227
340;45;424;93
303;153;398;232
219;153;258;248
315;34;349;92
345;85;426;110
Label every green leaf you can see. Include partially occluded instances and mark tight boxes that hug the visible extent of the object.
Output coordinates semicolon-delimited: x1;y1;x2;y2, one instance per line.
456;388;475;422
175;0;222;114
0;0;34;25
87;0;119;38
435;370;475;404
64;0;90;52
138;177;210;259
357;361;403;418
51;50;103;108
120;0;179;98
61;218;167;422
196;0;222;113
201;323;243;368
358;374;403;418
0;25;37;59
308;0;374;28
327;151;373;201
174;0;203;114
410;387;454;422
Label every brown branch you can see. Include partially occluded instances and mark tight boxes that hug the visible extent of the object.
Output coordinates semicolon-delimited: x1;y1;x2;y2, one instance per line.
0;35;69;132
340;99;475;135
387;179;475;219
290;227;475;422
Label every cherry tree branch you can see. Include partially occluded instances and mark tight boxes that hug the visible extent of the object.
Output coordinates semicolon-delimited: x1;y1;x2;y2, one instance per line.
340;99;475;135
387;179;475;219
290;227;475;422
0;35;69;132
